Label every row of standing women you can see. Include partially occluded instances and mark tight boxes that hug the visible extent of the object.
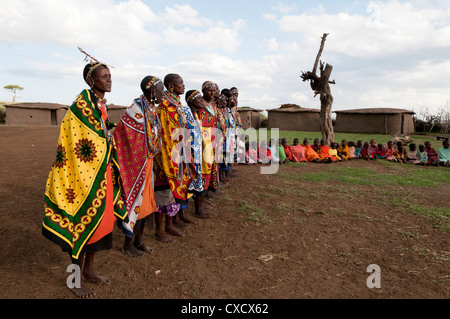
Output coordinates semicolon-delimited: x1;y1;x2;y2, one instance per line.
42;59;241;298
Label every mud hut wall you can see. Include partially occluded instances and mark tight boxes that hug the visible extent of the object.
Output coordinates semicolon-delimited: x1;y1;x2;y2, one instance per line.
250;111;261;129
402;114;415;135
238;110;252;129
268;111;320;131
335;113;414;135
56;108;68;125
6;107;52;125
108;108;127;124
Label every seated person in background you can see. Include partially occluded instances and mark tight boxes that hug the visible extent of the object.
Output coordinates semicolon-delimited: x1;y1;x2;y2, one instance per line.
354;140;363;159
394;141;407;164
329;142;342;161
417;144;428;166
289;138;307;162
278;138;287;164
425;141;439;166
258;140;272;164
406;143;420;165
348;141;356;160
268;139;279;163
438;139;450;167
245;141;258;164
360;142;374;160
317;139;338;163
311;138;320;152
337;139;350;161
385;141;397;162
302;138;320;163
368;139;378;157
373;143;388;159
281;138;292;160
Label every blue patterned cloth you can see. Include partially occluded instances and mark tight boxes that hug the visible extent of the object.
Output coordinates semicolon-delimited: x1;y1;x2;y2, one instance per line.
183;106;203;193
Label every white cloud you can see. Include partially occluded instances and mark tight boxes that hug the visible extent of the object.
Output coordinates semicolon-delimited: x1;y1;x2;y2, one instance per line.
272;1;298;14
274;0;450;58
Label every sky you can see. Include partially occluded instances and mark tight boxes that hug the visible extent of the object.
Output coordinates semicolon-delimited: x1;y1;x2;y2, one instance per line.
1;0;450;117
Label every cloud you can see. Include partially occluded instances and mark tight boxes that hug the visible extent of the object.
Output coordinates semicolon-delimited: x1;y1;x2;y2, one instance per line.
273;0;450;58
0;0;245;62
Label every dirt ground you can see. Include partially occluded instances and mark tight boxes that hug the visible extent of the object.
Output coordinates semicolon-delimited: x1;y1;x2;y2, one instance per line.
0;125;449;300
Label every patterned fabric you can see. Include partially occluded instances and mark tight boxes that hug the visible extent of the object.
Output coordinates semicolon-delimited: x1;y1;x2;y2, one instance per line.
157;202;180;217
42;89;127;262
153;92;194;206
394;147;406;160
289;145;307;162
183;106;203;193
225;108;236;164
337;145;349;160
418;150;428;163
317;145;338;162
425;147;438;163
195;103;218;191
113;96;161;238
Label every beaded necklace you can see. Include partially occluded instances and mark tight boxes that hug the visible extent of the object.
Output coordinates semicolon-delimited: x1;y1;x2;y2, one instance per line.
140;95;162;158
164;91;188;128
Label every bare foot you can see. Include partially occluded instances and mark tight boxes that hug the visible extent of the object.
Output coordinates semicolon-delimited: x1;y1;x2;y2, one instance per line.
204;200;215;208
83;272;110;285
135;242;154;253
68;282;95;298
166;225;184;237
155;231;173;243
173;218;190;229
122;244;145;258
194;210;211;219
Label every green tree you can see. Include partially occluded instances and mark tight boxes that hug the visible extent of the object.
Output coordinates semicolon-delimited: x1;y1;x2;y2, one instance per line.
4;84;24;103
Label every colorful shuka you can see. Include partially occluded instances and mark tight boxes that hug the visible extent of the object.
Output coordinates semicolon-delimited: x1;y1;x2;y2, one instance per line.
216;105;227;168
113;94;161;238
425;146;438;164
394;147;407;161
153;91;194;207
195;100;219;192
224;107;236;166
42;89;127;262
304;144;320;162
289;144;307;162
318;144;338;162
183;105;203;193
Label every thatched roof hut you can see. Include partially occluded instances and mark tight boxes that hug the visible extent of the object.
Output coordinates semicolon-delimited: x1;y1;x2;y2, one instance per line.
267;104;320;131
334;108;415;135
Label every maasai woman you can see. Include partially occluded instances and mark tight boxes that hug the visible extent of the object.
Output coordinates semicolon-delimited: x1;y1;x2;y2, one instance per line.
216;90;230;184
231;87;242;162
42;52;127;298
153;74;194;241
197;81;219;202
113;75;164;257
185;90;215;219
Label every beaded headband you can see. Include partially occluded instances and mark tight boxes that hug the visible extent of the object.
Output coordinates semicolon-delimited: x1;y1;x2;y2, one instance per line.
78;47;114;82
202;81;214;90
186;90;201;102
146;76;162;90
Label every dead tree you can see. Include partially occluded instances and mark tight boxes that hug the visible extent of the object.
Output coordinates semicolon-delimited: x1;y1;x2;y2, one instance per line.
301;33;336;144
